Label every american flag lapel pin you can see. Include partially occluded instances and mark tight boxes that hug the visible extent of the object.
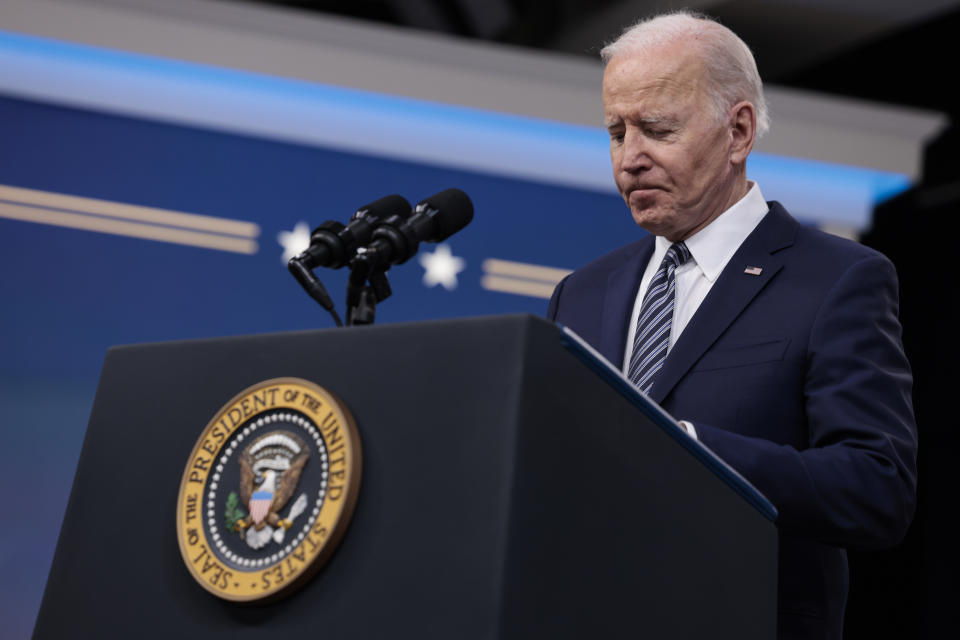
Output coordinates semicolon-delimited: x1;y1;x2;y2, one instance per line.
744;266;763;276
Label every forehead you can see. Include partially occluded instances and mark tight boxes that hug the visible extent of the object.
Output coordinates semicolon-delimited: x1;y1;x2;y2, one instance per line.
602;45;707;118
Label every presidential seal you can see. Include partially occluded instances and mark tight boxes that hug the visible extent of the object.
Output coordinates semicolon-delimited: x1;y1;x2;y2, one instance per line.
176;377;361;602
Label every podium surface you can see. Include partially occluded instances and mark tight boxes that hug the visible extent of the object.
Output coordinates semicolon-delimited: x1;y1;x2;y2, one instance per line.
35;315;776;639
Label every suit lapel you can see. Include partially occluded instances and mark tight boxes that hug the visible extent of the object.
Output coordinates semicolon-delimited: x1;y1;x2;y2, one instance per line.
649;203;799;404
599;237;654;368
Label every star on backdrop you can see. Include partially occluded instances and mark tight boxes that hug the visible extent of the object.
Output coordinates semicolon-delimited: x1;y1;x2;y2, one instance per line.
277;221;311;263
419;243;466;290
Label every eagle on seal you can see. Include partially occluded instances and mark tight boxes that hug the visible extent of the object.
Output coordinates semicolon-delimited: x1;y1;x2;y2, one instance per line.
238;430;309;532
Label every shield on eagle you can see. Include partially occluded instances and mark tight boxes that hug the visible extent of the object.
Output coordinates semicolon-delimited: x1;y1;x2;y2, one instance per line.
248;489;273;525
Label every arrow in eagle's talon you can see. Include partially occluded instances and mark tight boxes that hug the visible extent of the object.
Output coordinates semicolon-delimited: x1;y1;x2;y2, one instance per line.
272;493;309;544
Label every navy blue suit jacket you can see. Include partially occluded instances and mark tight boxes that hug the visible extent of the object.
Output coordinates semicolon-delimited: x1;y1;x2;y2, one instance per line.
547;202;917;639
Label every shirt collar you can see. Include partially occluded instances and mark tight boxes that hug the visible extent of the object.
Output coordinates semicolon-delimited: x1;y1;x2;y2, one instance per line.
657;182;769;282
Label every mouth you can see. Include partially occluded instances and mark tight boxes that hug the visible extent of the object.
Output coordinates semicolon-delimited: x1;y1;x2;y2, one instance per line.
627;186;664;205
629;184;664;194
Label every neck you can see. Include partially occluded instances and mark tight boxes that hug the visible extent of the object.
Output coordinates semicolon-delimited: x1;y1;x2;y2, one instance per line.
668;172;750;243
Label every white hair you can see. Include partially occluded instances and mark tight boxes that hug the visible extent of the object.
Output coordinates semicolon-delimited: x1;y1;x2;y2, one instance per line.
601;11;770;137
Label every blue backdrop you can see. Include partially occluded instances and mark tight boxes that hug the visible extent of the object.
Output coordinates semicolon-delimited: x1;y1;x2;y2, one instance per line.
0;93;638;637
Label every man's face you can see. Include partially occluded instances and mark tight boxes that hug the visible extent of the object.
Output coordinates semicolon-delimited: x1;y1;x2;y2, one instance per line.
603;43;741;241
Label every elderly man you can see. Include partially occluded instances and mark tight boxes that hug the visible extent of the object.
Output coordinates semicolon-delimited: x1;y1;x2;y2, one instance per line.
547;12;917;640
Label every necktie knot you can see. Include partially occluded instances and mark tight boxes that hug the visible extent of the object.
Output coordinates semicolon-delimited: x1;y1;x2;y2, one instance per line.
664;242;691;269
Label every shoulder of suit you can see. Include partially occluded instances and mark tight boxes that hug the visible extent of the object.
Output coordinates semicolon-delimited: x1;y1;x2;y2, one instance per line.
767;201;892;269
561;236;651;282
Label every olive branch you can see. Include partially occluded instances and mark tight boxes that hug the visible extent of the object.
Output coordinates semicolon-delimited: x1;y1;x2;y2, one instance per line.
224;491;247;533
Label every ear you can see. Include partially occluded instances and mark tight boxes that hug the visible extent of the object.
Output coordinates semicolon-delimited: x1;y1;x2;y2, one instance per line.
728;101;756;165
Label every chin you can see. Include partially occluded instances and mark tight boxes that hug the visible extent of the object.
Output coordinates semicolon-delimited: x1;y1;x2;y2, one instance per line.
630;207;675;237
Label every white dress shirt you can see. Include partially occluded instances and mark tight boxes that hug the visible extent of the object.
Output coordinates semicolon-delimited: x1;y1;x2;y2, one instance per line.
622;183;770;436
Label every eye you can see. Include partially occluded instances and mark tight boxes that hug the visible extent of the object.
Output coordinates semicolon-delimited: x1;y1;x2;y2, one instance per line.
608;130;624;144
646;127;673;140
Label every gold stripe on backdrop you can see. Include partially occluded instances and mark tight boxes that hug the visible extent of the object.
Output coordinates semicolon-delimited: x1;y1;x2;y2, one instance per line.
0;201;258;254
0;184;259;238
480;258;571;298
481;258;571;283
480;274;558;300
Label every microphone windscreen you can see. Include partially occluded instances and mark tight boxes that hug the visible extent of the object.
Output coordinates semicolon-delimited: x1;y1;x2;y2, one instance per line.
418;188;474;240
354;194;412;221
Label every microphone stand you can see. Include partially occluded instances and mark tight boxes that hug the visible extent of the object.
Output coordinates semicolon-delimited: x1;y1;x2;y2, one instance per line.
288;243;394;328
345;248;392;326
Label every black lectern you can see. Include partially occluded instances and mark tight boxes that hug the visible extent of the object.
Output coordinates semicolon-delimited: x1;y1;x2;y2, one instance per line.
35;315;776;639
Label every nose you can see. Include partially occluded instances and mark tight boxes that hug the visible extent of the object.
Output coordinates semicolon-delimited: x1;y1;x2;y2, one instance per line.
617;128;653;174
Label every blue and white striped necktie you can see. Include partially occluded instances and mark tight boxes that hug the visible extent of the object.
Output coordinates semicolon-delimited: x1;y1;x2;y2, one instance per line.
628;242;692;394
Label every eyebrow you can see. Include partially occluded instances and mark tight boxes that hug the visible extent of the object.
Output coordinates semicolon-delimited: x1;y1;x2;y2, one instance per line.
640;116;672;125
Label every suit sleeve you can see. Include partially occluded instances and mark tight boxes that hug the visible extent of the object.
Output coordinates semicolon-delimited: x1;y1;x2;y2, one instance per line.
693;254;917;550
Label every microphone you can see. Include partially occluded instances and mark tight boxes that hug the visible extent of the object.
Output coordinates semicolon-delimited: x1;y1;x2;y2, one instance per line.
352;188;473;269
292;194;412;270
288;194;411;327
